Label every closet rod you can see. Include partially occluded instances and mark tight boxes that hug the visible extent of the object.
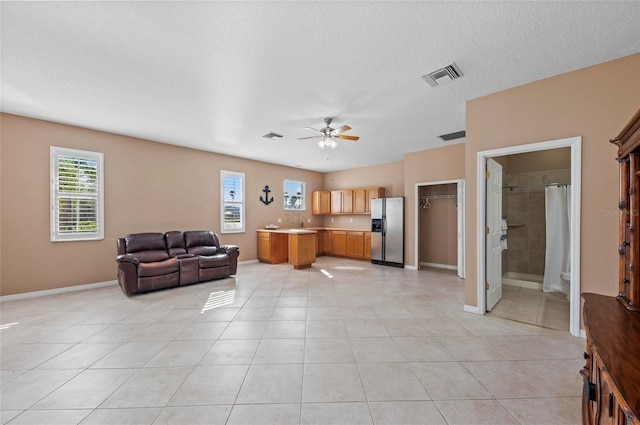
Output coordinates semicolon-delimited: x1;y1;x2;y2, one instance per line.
421;194;457;199
503;183;568;191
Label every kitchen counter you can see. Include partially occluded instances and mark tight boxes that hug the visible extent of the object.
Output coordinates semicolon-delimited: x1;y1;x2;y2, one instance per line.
257;229;316;269
258;228;317;234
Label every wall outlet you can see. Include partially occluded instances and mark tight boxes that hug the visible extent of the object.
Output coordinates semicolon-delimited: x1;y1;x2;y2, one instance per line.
277;218;282;223
307;218;311;223
350;218;353;223
331;217;334;223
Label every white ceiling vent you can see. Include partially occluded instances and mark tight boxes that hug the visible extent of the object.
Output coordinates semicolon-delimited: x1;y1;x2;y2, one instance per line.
421;62;464;88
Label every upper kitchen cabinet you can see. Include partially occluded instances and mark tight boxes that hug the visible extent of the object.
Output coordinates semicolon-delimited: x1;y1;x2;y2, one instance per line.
312;191;331;215
312;187;385;215
331;190;353;214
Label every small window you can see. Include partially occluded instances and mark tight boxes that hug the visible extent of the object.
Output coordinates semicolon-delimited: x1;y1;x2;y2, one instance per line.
284;179;306;211
50;147;104;241
221;170;245;233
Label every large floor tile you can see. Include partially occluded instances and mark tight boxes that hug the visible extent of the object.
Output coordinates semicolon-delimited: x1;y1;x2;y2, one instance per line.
0;409;90;425
90;341;168;368
152;405;232;425
351;337;405;363
300;402;372;425
168;365;248;406
0;369;81;410
302;363;365;402
226;403;300;425
411;362;493;400
304;338;355;363
77;407;161;425
368;401;447;425
144;340;213;367
236;364;303;404
357;363;429;401
499;396;581;425
252;338;305;364
101;367;192;408
33;369;136;409
435;399;521;424
199;339;260;365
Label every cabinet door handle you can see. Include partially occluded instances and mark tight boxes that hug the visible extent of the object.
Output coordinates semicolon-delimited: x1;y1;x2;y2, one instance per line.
583;352;589;360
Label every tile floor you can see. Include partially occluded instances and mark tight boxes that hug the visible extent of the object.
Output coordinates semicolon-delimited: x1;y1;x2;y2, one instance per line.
488;284;570;331
1;257;584;424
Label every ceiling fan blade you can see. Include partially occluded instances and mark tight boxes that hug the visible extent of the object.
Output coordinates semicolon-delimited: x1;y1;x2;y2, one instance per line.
297;135;322;140
303;127;323;134
336;134;359;141
330;125;351;135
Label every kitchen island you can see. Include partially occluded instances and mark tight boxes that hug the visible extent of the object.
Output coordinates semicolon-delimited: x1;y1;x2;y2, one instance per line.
256;229;317;269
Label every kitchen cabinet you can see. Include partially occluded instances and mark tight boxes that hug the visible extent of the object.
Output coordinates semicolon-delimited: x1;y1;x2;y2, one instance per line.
331;190;353;214
313;187;385;215
330;230;347;256
316;229;327;255
257;231;288;264
312;191;331;215
289;232;316;270
346;231;365;258
354;187;386;214
364;232;371;258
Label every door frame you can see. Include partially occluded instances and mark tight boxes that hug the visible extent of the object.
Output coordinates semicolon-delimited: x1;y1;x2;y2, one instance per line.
415;179;465;278
476;136;582;337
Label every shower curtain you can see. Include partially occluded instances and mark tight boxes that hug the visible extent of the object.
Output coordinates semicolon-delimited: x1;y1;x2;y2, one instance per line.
543;185;571;294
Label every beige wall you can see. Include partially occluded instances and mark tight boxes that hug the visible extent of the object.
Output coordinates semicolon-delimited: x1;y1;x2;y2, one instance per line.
0;114;324;296
404;143;466;268
322;161;404;230
464;53;640;307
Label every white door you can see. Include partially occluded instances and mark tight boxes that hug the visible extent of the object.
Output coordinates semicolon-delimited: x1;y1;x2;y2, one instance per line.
486;158;503;311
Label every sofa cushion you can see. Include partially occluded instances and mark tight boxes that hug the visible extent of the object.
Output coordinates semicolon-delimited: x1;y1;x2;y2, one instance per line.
138;258;179;277
199;254;230;269
165;231;187;256
126;232;166;252
185;231;220;256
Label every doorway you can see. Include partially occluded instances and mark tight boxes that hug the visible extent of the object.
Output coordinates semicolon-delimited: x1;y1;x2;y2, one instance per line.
476;137;581;337
415;179;465;278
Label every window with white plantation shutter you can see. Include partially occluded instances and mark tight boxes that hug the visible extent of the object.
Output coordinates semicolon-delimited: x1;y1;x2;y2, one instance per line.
50;147;104;241
221;170;245;233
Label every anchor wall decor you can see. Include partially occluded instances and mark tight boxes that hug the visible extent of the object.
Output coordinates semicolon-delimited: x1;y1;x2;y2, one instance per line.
260;185;274;205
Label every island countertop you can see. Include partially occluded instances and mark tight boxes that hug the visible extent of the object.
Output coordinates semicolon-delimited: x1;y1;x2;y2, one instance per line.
257;228;317;234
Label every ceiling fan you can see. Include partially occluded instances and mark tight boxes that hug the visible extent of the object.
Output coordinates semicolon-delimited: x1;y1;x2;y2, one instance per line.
298;118;360;149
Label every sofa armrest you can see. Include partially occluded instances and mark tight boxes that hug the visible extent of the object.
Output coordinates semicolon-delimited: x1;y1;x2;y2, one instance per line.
116;254;140;265
221;245;239;257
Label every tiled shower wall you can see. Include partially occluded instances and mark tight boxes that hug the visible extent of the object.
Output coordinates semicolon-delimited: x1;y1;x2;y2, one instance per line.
502;169;571;277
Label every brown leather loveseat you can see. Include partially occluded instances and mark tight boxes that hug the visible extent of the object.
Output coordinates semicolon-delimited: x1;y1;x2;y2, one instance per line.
116;230;239;295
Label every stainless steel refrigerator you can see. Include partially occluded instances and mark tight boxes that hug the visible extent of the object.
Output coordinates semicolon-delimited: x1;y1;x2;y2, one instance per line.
371;197;404;267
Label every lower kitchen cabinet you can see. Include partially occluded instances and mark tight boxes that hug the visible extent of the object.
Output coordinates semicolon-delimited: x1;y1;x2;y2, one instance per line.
330;231;347;256
257;231;288;264
346;231;365;258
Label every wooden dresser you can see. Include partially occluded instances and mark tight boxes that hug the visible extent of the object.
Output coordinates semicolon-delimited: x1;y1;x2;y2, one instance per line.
582;107;640;425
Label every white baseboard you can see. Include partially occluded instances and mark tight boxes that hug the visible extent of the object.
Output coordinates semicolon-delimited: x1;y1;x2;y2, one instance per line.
464;304;482;314
239;259;259;265
420;262;457;271
404;264;418;271
0;280;118;302
579;329;586;339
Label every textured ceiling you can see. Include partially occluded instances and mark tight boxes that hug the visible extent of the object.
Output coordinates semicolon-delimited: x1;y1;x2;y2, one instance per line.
2;1;639;172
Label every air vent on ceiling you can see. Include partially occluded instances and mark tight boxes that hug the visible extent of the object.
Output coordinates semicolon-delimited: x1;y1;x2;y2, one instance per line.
263;132;284;140
438;130;466;142
421;62;464;88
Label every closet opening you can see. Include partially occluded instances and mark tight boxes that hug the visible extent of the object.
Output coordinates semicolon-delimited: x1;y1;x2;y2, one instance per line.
415;179;465;278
